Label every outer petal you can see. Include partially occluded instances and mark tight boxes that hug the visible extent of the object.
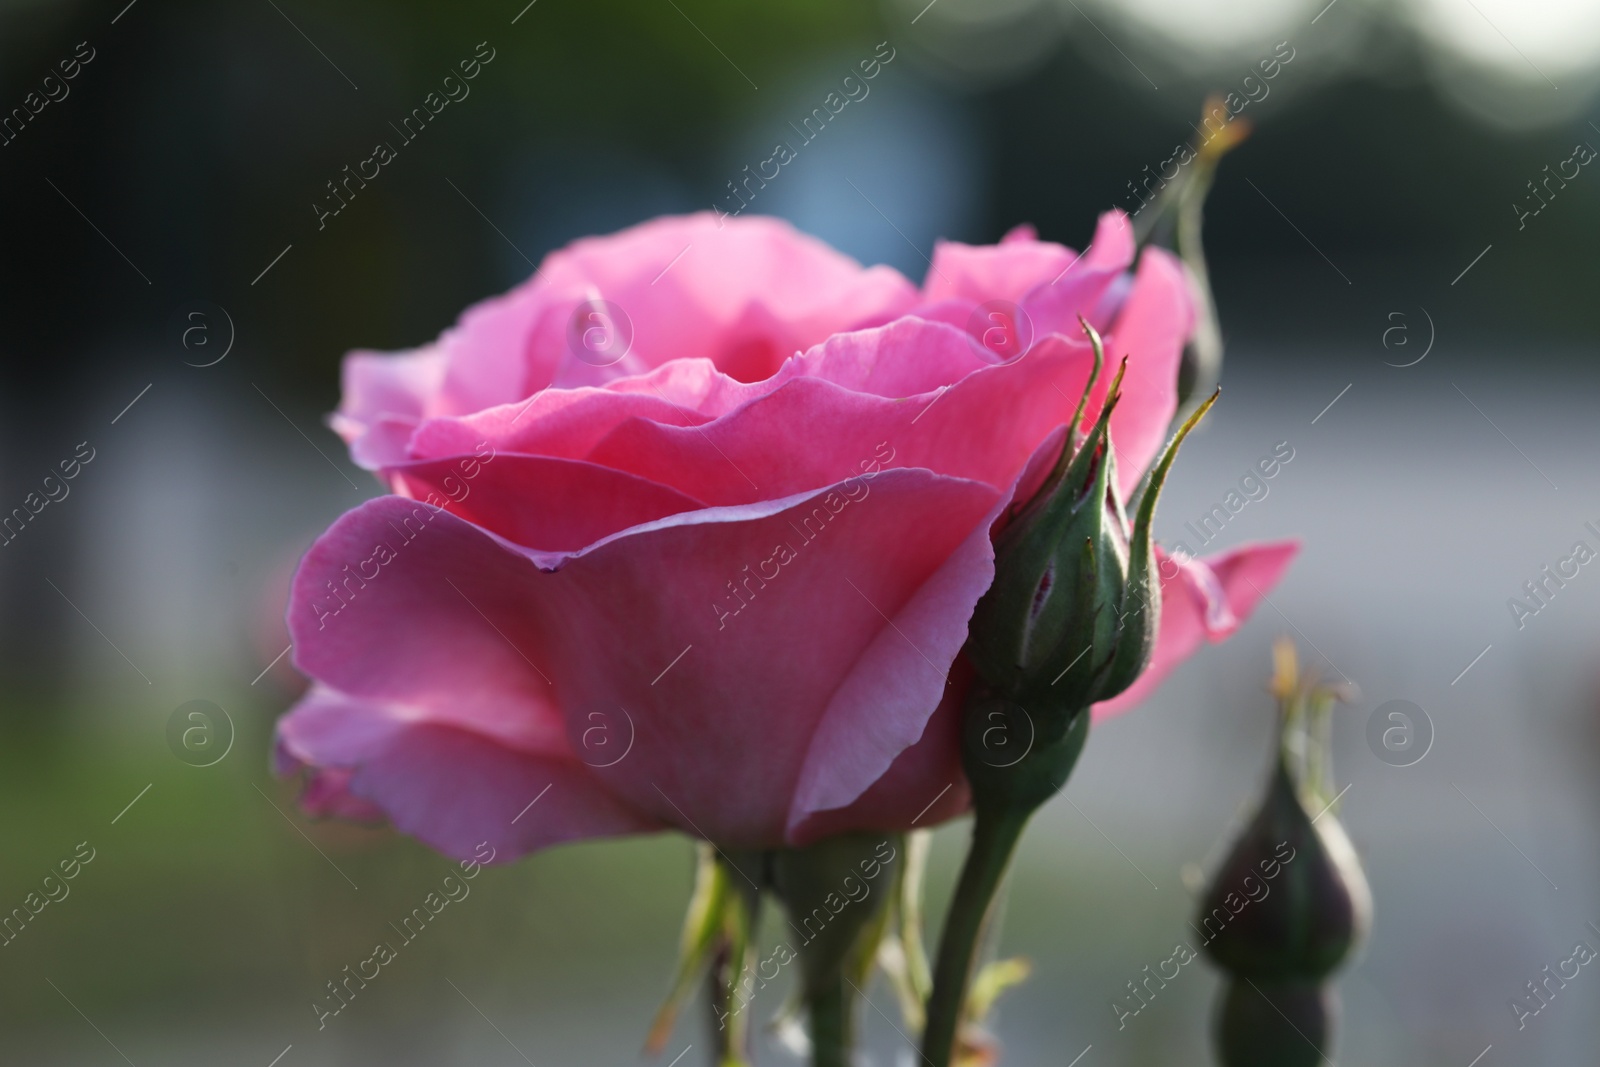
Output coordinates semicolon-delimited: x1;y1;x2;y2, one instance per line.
1092;541;1300;720
288;500;569;758
332;348;446;470
283;764;387;823
275;687;660;862
276;684;414;768
784;493;1001;834
920;211;1138;349
347;723;661;863
787;648;975;845
285;475;1004;848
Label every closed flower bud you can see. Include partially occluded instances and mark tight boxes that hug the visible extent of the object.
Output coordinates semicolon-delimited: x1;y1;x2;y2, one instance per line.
1199;755;1370;982
966;321;1216;727
1199;642;1370;1067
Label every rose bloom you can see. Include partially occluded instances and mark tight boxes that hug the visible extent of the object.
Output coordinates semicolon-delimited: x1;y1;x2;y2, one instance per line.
274;211;1296;862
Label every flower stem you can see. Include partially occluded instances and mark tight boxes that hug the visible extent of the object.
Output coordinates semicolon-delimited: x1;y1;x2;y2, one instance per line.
807;972;851;1067
920;803;1033;1067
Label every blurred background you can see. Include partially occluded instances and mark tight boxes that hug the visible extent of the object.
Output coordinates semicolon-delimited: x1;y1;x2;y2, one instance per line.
0;0;1597;1062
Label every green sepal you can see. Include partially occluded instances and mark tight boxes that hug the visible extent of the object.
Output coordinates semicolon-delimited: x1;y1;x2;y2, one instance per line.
1102;388;1218;698
874;828;933;1032
966;955;1032;1028
646;844;760;1065
646;843;728;1054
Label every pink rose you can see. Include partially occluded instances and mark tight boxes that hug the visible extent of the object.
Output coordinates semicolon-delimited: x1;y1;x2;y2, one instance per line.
275;211;1296;862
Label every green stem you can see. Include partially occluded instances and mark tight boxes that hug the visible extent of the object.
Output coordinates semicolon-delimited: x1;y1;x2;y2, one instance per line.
807;973;851;1067
920;803;1033;1067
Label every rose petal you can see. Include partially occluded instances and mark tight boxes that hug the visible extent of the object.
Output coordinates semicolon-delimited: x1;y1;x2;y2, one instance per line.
285;473;1004;848
923;236;1078;306
1013;210;1138;339
390;454;704;552
787;603;982;839
334;213;919;468
580;322;1098;506
333;348;447;470
288;499;570;757
349;723;660;863
1098;247;1194;499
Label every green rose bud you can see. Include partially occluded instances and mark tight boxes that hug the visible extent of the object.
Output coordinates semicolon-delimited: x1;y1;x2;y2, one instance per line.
966;320;1216;733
